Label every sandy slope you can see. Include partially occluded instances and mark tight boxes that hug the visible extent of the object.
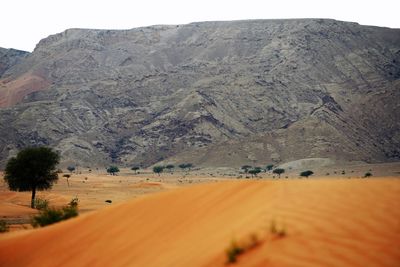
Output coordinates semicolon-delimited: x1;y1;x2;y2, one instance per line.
0;178;399;267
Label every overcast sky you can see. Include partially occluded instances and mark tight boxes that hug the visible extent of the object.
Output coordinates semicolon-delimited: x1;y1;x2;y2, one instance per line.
1;0;399;52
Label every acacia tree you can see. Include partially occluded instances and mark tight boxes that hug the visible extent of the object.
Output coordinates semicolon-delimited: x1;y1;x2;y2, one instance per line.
4;147;60;208
266;164;274;171
67;165;75;173
300;170;314;178
248;168;261;177
107;166;119;176
165;164;175;174
153;166;164;176
131;166;140;174
273;168;285;178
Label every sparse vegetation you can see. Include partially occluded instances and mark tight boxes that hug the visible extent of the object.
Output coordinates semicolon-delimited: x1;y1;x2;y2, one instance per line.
107;166;120;176
34;197;49;210
248;168;261;177
0;220;9;233
4;147;60;208
31;202;78;228
241;165;252;173
69;197;79;208
300;170;314;178
67;165;75;173
364;172;372;178
165;164;175;173
266;164;274;171
153;166;164;176
226;239;244;264
270;220;286;237
131;166;140;174
273;168;285;178
63;174;71;187
179;163;194;172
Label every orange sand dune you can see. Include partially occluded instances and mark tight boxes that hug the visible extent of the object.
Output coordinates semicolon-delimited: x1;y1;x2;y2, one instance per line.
0;179;399;267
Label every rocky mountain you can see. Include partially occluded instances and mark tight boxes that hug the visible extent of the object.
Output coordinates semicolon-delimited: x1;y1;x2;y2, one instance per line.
0;48;29;78
0;19;399;168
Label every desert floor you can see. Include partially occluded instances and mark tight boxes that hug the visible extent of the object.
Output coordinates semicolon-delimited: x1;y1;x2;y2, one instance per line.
0;162;399;266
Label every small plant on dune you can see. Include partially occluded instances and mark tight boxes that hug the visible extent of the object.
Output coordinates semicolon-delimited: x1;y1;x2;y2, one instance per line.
34;197;49;210
69;197;79;208
0;220;9;233
226;239;244;264
270;220;286;237
225;233;260;264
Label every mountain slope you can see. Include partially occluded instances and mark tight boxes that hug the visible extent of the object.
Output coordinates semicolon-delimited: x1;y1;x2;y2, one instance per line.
0;19;399;167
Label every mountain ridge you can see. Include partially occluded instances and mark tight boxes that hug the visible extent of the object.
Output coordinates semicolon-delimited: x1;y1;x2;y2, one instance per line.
0;19;399;167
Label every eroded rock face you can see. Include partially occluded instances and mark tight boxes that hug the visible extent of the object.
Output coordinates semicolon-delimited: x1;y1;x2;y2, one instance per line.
0;48;29;78
0;19;399;167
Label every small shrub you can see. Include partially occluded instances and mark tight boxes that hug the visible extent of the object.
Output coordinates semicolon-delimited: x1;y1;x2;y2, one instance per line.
69;197;79;208
364;172;372;178
31;205;78;228
270;220;286;237
0;220;9;233
63;174;71;178
226;239;243;263
341;170;346;175
107;166;120;175
105;200;112;203
300;170;314;178
34;198;49;210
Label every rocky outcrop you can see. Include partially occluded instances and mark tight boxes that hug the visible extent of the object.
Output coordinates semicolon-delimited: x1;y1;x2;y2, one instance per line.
0;48;29;78
0;19;399;167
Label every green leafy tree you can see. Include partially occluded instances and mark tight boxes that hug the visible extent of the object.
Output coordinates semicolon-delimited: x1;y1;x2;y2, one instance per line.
131;166;140;174
248;168;261;177
266;164;274;171
179;163;194;172
241;165;252;173
107;166;120;175
153;166;164;176
300;170;314;178
165;164;175;173
273;168;285;178
4;147;60;208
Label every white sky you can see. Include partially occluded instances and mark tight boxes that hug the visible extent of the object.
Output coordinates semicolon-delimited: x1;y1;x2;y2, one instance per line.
1;0;399;52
